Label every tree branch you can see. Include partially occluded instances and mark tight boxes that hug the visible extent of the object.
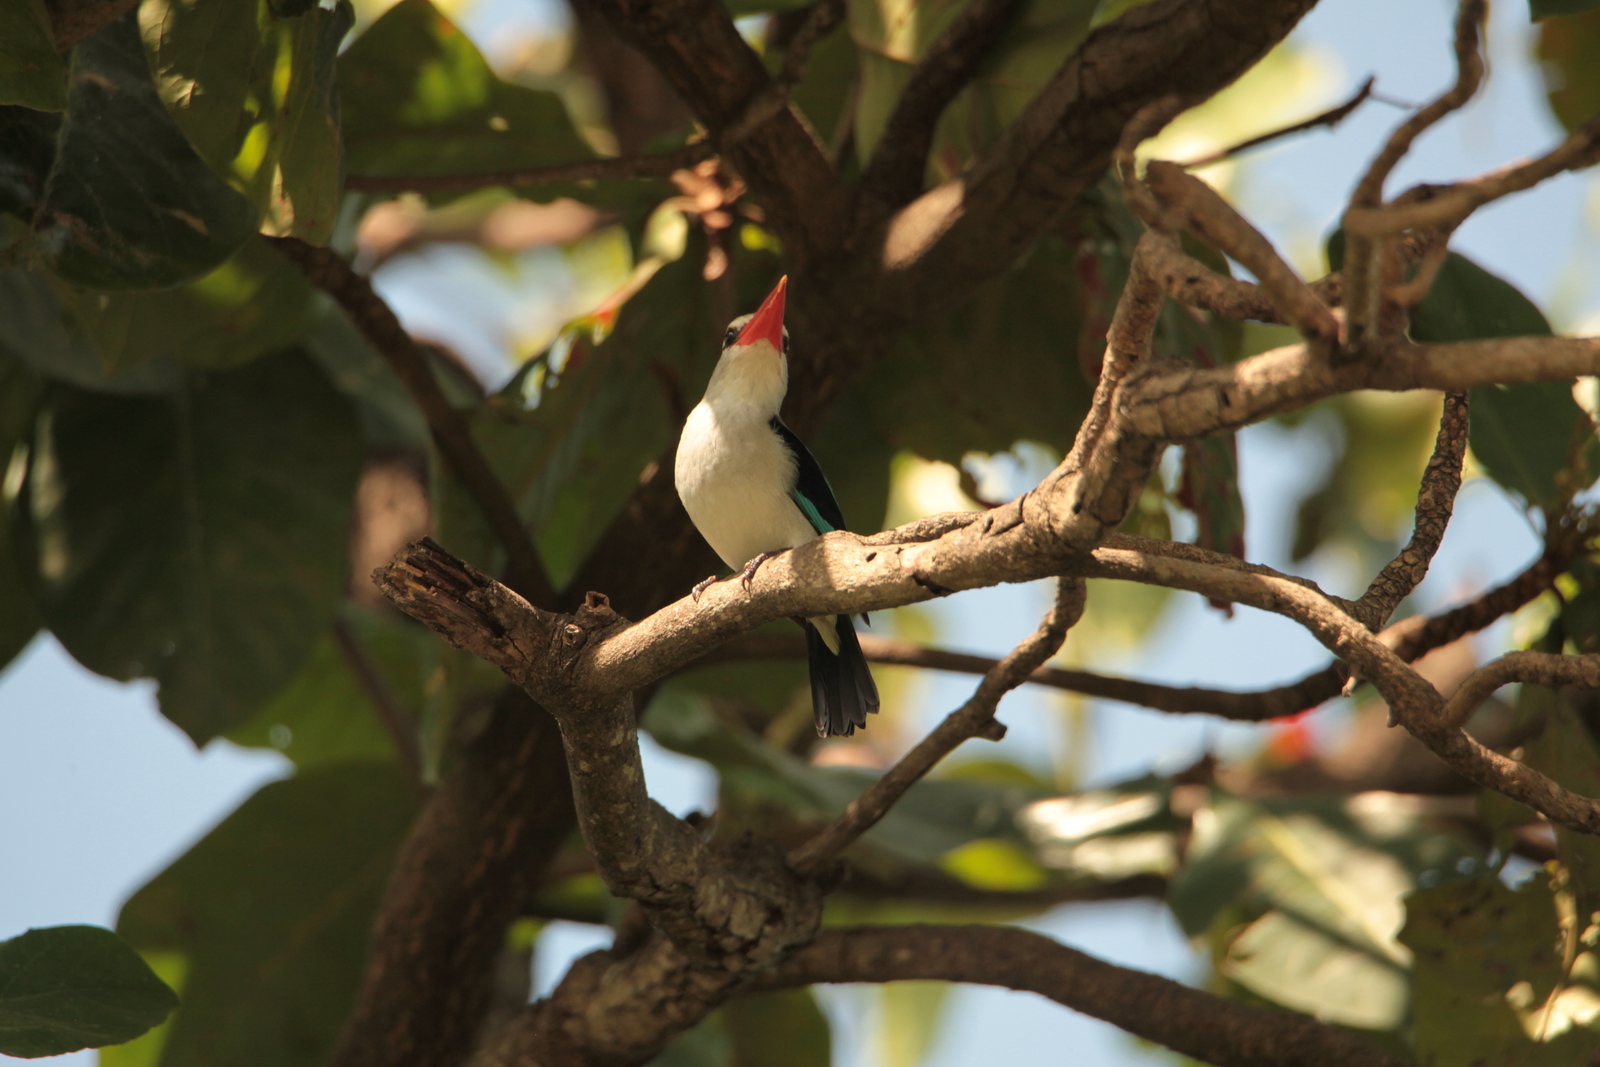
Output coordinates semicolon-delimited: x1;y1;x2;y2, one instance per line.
1141;161;1341;347
44;0;135;50
1342;0;1485;350
1176;76;1376;170
722;0;847;142
1355;391;1468;626
1442;651;1600;727
343;143;715;196
268;237;559;611
789;579;1087;876
758;925;1411;1067
858;0;1025;209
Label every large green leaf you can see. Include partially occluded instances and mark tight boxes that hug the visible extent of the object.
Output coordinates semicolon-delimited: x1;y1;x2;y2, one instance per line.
36;14;258;288
227;607;440;770
1402;873;1600;1066
338;0;591;184
1169;792;1478;1030
20;347;363;743
1409;252;1598;508
862;230;1093;464
0;0;67;112
116;765;417;1067
140;0;351;241
1538;7;1600;131
850;0;1099;171
0;925;178;1059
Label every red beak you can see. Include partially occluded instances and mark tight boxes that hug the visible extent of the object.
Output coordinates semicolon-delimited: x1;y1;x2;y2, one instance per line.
736;276;788;350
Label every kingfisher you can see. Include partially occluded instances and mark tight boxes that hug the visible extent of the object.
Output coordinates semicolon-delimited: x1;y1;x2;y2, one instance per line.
674;276;880;737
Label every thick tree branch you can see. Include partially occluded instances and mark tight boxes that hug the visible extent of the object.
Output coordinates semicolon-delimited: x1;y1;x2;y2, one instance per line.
343;143;715;195
790;579;1087;875
759;925;1411;1067
858;0;1025;209
268;237;559;611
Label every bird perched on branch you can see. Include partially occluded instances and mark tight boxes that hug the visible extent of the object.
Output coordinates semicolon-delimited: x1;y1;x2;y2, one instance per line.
674;276;880;737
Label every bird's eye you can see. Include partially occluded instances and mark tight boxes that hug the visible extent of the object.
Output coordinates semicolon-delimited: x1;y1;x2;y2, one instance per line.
781;328;790;356
723;325;740;347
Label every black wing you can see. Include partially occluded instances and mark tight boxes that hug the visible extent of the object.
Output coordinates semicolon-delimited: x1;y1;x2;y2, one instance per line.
770;417;847;535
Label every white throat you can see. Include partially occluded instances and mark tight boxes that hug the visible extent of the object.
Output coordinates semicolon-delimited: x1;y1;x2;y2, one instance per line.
701;340;788;419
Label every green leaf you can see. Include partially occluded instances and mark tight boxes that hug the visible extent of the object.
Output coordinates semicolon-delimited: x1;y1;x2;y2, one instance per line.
1522;691;1600;919
0;0;67;112
1169;792;1479;1030
55;236;325;373
20;346;363;743
117;765;418;1067
1538;8;1600;130
140;0;351;241
1531;0;1600;19
874;982;948;1067
863;230;1094;464
339;0;592;185
1409;252;1598;507
37;14;258;288
0;105;62;218
0;925;178;1058
1402;873;1600;1066
850;0;1099;170
303;311;430;450
725;989;831;1067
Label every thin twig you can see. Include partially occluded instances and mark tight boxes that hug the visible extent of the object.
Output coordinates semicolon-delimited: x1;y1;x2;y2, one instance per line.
858;0;1024;207
333;618;427;794
1177;76;1376;170
788;579;1086;875
343;143;716;196
1345;111;1600;239
1355;392;1469;627
1342;0;1485;350
268;237;560;609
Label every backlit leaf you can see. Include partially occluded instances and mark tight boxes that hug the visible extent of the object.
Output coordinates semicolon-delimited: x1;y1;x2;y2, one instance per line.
339;0;592;187
725;989;831;1067
140;0;352;241
1538;7;1600;130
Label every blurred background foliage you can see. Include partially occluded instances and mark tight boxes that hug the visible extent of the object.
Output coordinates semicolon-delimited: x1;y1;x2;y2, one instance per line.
3;0;1600;1063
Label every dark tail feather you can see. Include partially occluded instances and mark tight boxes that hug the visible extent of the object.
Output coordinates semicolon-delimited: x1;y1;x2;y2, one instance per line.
806;615;881;737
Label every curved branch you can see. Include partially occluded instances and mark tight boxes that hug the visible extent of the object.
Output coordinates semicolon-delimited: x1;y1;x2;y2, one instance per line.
1442;651;1600;727
1356;391;1469;626
790;579;1086;875
758;925;1411;1067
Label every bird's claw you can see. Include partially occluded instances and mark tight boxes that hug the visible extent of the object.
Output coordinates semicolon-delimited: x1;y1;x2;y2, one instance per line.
691;574;719;601
738;550;781;591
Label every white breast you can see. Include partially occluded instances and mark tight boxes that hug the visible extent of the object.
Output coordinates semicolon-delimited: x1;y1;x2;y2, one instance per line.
675;401;818;572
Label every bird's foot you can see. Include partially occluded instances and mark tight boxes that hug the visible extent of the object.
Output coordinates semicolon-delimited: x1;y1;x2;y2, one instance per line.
738;550;782;591
691;574;720;601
